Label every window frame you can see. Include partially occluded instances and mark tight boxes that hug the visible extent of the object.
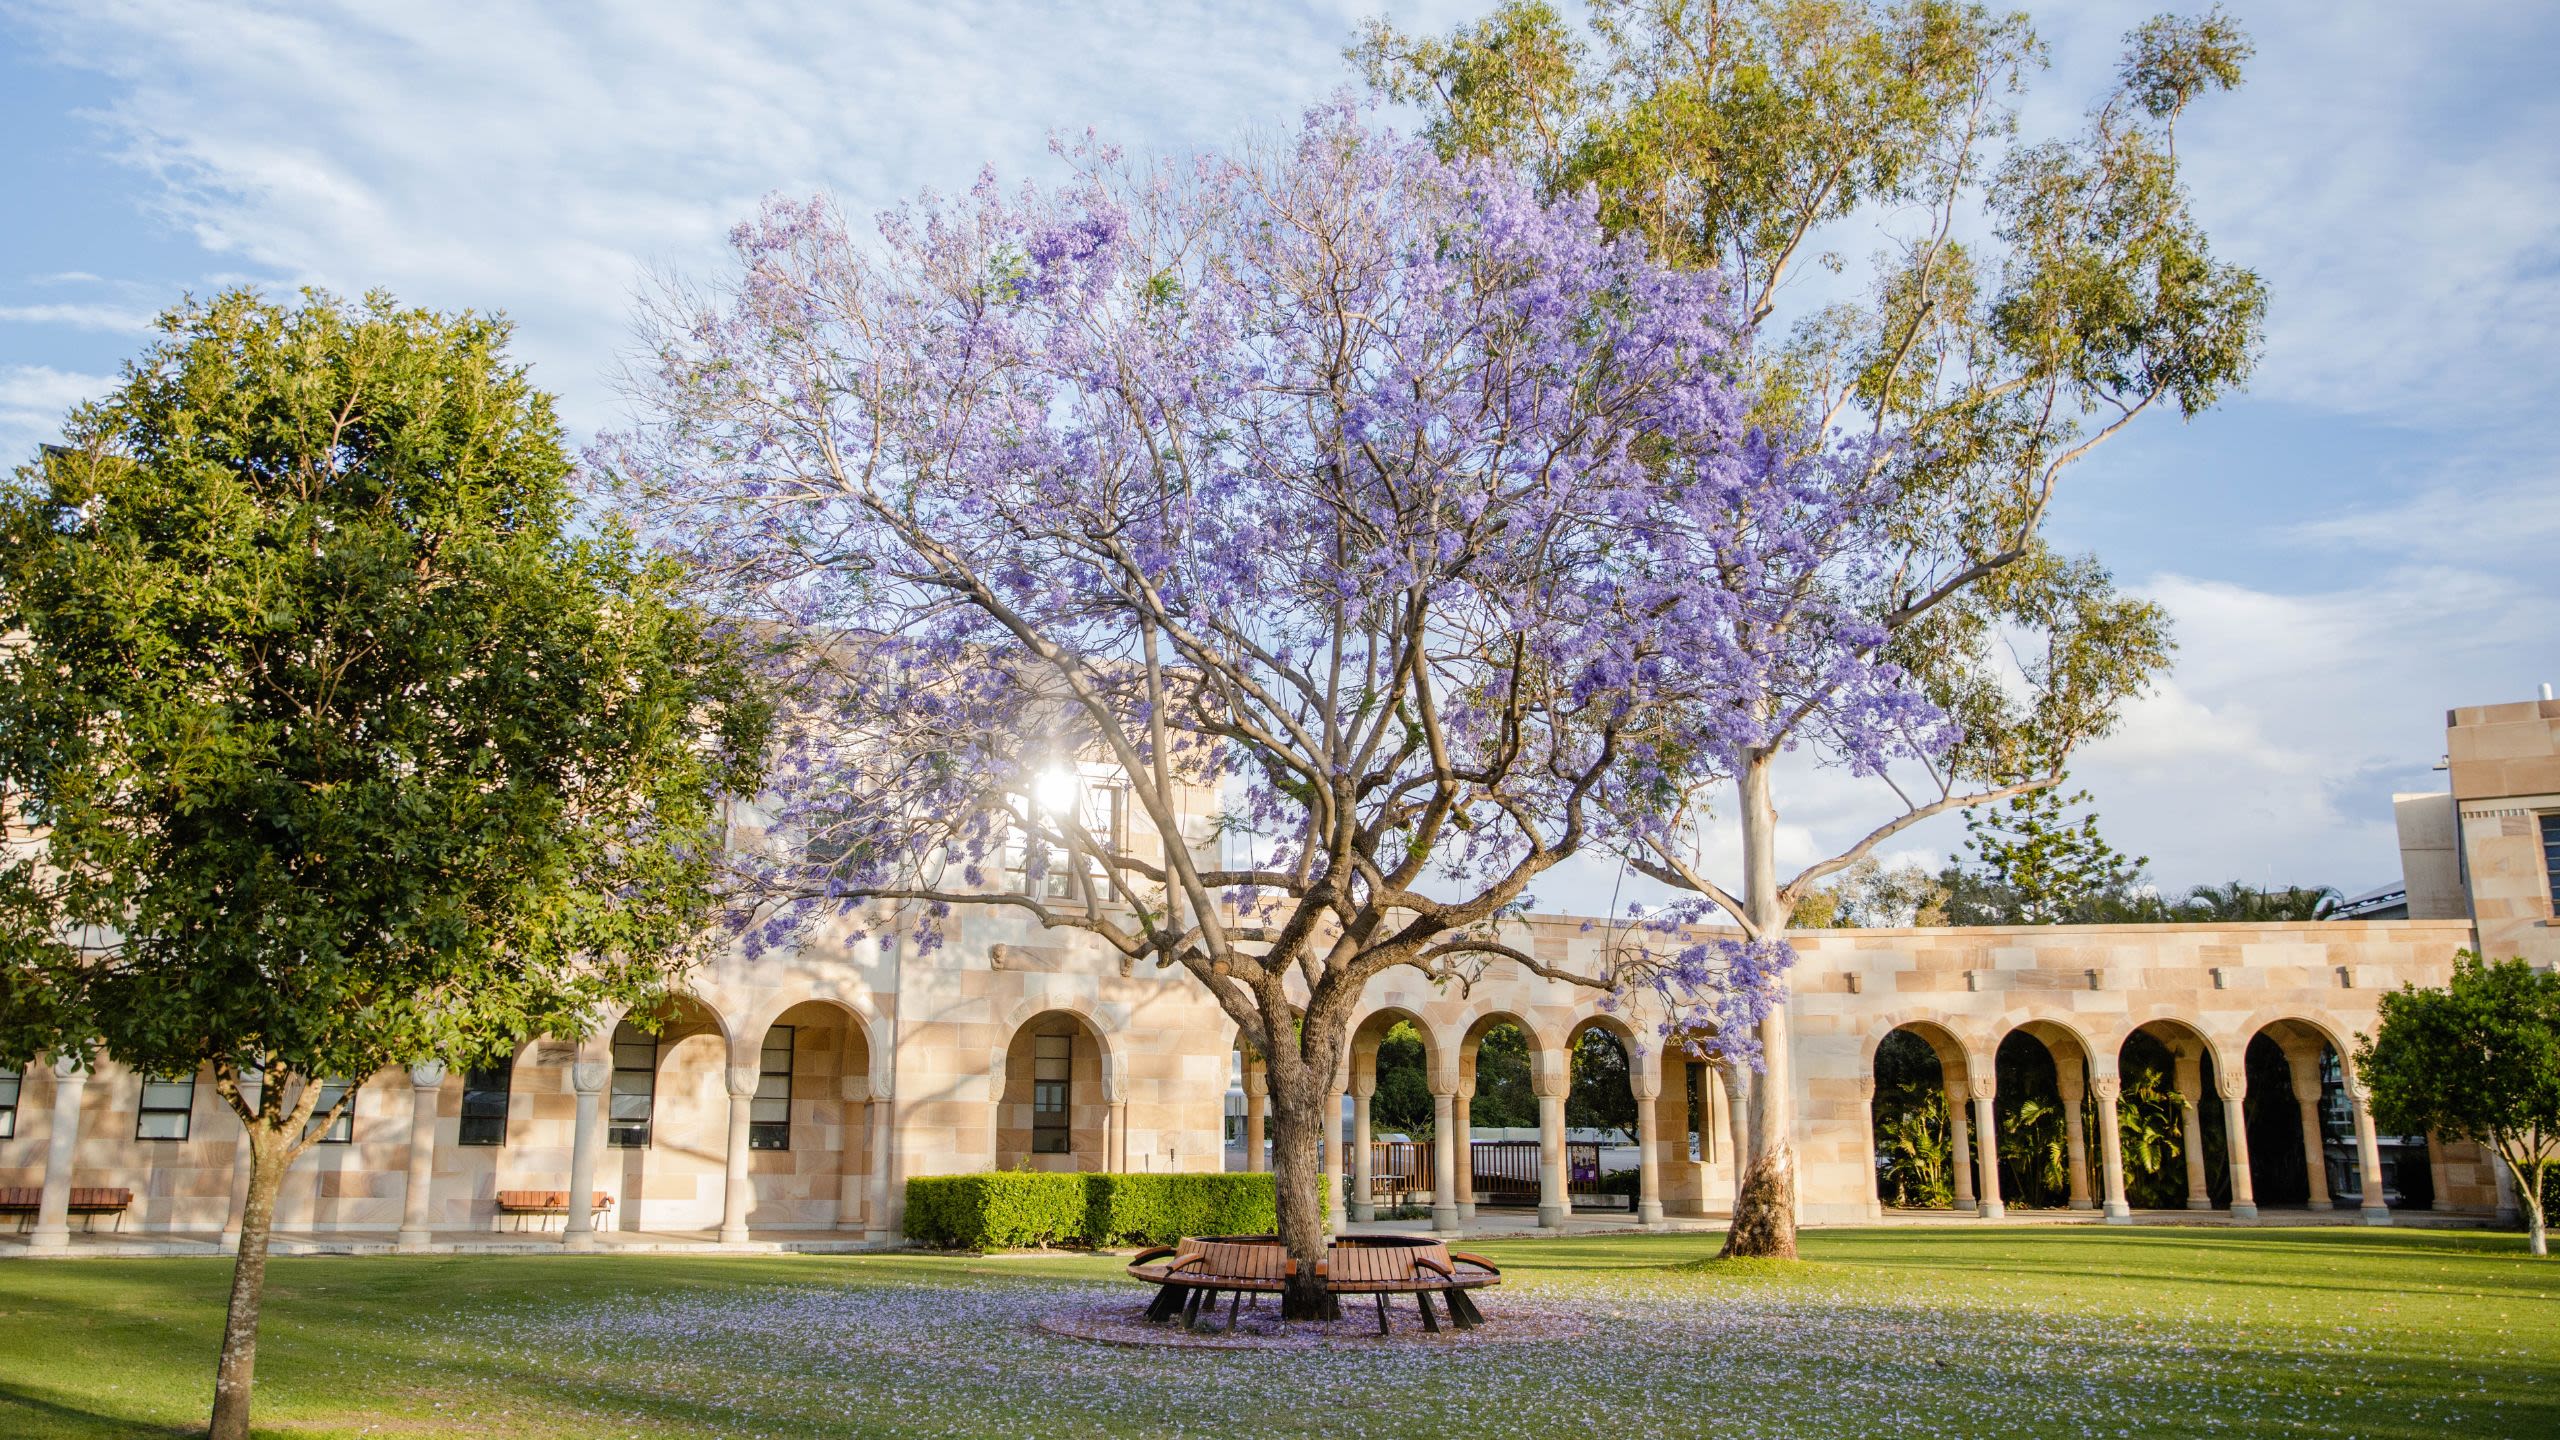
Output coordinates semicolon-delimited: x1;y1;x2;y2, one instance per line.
137;1071;198;1141
2541;813;2560;915
310;1077;354;1144
458;1062;513;1147
609;1022;658;1148
1031;1031;1073;1155
0;1064;18;1140
749;1025;794;1151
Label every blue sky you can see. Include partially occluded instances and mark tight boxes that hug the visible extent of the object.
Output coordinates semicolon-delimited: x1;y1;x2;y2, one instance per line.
2;1;2554;909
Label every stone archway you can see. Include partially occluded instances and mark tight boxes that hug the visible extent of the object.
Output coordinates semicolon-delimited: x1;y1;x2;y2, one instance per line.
1868;1020;1981;1214
997;1009;1117;1172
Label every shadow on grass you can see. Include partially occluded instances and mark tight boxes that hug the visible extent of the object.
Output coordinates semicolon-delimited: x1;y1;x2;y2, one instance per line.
0;1381;196;1440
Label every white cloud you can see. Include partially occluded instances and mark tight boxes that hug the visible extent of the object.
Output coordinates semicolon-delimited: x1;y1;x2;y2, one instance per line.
0;363;115;464
0;303;155;333
9;0;1483;433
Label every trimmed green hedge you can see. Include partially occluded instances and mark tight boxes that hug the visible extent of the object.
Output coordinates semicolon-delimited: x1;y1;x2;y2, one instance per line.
903;1172;1281;1251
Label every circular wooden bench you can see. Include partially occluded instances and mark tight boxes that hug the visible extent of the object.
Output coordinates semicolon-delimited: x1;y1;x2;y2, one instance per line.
1126;1233;1500;1333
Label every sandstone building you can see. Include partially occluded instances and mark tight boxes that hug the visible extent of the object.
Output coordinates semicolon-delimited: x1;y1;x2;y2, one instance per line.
5;697;2552;1249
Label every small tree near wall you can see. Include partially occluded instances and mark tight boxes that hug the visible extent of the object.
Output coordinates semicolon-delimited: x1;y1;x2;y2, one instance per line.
2357;954;2560;1256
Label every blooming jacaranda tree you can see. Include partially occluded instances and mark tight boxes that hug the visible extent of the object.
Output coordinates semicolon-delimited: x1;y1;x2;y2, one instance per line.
602;102;1937;1311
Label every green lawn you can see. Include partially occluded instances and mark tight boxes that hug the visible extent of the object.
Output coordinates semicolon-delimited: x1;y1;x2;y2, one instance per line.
1;1227;2552;1438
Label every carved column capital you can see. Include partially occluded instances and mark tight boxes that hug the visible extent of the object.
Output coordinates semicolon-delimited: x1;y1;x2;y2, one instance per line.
570;1060;610;1095
50;1055;87;1083
2216;1074;2246;1102
408;1061;448;1090
2092;1076;2122;1103
1967;1076;1997;1102
725;1065;761;1101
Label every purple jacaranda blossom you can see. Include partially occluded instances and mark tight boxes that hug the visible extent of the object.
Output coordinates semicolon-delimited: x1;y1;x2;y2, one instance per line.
597;100;1946;1280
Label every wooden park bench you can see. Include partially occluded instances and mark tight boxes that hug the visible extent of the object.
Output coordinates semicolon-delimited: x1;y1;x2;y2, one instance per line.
0;1185;133;1232
1127;1234;1500;1334
493;1190;613;1233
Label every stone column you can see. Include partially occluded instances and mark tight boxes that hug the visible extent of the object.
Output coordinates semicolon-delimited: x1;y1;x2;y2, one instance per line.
1853;1075;1881;1220
2349;1081;2391;1224
1430;1089;1460;1234
1348;1076;1376;1223
2173;1050;2211;1209
1946;1084;1976;1211
838;1077;870;1233
563;1058;608;1249
1534;1062;1568;1231
2222;1076;2257;1220
395;1062;446;1252
1454;1084;1476;1220
1971;1080;2004;1220
867;1082;897;1242
1243;1062;1267;1174
2057;1068;2095;1210
2286;1050;2333;1209
27;1058;88;1251
1323;1084;1348;1232
2094;1075;2132;1221
1634;1074;1666;1228
720;1063;757;1242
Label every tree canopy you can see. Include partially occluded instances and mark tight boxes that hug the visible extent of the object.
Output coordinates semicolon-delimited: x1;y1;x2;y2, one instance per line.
0;290;769;1437
2358;955;2560;1255
601;104;1912;1310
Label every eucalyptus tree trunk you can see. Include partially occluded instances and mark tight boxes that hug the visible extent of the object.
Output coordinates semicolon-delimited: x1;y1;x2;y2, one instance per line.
1721;749;1800;1259
209;1127;292;1440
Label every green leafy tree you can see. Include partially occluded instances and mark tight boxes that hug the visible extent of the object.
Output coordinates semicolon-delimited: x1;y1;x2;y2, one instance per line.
1566;1027;1640;1137
1471;1024;1540;1129
0;291;769;1438
1943;783;2149;925
1790;857;1949;928
1370;1022;1437;1139
1358;1;2259;1256
2358;955;2560;1255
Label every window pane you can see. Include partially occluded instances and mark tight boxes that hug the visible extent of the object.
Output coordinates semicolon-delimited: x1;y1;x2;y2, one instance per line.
748;1121;790;1151
610;1094;654;1121
751;1096;789;1125
137;1111;189;1140
141;1079;194;1109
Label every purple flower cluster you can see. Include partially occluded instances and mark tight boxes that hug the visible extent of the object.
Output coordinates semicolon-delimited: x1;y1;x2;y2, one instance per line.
598;99;1950;1049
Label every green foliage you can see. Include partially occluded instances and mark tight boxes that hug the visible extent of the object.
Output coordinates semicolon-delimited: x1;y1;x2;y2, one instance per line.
1370;1021;1436;1138
902;1173;1281;1251
1359;0;2265;829
1567;1026;1638;1135
1790;857;1948;928
1082;1173;1280;1248
1470;1023;1538;1128
902;1174;1088;1251
0;288;769;1099
1875;1081;1954;1208
1871;1029;1952;1207
2359;954;2560;1249
1945;782;2148;926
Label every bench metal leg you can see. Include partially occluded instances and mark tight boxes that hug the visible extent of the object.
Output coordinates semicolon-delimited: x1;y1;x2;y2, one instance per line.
1374;1293;1391;1335
1446;1288;1483;1329
1226;1290;1243;1331
1416;1291;1440;1333
1145;1284;1186;1323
